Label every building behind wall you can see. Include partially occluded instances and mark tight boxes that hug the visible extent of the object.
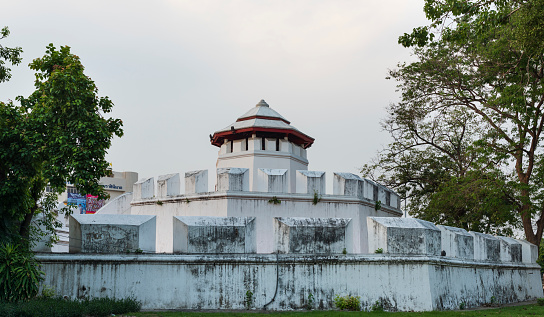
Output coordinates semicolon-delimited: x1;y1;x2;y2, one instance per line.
37;170;138;252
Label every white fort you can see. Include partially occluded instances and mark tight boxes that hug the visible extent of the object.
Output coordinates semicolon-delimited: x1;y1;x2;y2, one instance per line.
97;99;402;253
52;100;542;311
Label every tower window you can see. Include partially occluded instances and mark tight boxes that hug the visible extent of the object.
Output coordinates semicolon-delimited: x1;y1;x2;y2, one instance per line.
276;138;280;151
230;140;233;153
261;137;266;150
245;138;249;151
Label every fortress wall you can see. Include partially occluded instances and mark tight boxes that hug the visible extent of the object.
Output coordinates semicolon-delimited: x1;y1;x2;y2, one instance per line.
126;169;401;253
38;253;542;311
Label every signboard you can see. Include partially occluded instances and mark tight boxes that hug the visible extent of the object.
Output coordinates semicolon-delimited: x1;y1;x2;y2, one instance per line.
67;192;87;214
85;195;105;214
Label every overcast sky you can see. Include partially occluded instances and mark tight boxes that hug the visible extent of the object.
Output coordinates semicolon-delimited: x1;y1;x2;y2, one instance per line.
2;1;429;193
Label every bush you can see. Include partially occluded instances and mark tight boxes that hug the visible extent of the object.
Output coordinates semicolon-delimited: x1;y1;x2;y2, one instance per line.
333;294;360;311
0;297;141;317
537;298;544;306
0;243;44;302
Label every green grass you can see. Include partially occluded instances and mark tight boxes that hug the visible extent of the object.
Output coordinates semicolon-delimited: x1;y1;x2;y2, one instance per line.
129;304;544;317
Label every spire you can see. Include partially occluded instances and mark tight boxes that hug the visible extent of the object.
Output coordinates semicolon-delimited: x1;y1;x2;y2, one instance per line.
256;99;269;107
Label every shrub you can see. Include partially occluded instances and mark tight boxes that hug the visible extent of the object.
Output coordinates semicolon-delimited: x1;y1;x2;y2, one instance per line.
0;297;141;317
245;290;253;310
371;300;384;312
537;298;544;306
333;294;360;311
0;243;44;302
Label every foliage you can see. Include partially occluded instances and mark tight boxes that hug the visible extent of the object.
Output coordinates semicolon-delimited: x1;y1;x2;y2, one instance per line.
537;239;544;273
39;285;55;299
0;243;44;302
333;294;360;311
538;298;544;306
0;26;22;83
374;248;383;254
268;196;281;205
0;296;141;317
0;44;123;245
371;300;384;312
306;293;314;310
374;200;382;211
244;290;253;310
312;191;322;205
364;0;544;243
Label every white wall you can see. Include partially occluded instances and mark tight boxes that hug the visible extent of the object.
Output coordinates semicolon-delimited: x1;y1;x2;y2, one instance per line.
131;192;399;253
38;253;543;311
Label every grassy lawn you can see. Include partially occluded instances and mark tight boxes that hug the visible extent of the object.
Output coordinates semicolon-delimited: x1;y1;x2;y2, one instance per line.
129;304;544;317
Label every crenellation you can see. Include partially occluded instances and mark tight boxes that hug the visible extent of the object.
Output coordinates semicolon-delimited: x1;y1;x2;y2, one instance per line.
333;172;364;198
274;217;352;254
185;170;208;194
378;185;389;206
217;167;249;191
157;173;180;197
390;191;400;209
497;236;522;263
367;217;441;256
133;177;154;200
516;239;538;264
437;225;474;259
296;170;326;194
257;168;288;193
69;214;156;253
470;232;500;262
173;216;256;254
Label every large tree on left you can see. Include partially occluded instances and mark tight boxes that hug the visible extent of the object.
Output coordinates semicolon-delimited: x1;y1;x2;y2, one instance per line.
0;43;123;244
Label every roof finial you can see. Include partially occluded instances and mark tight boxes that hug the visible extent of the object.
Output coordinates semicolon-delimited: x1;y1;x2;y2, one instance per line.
256;99;269;107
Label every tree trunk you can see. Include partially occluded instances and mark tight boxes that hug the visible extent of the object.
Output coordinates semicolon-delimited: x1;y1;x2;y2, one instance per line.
19;206;36;241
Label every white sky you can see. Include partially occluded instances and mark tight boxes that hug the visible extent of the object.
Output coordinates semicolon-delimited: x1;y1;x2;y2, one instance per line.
1;0;429;193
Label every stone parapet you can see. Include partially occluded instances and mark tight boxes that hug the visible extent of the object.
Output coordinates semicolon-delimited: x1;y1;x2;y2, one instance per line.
437;225;474;259
367;217;441;255
69;214;156;253
185;170;208;194
173;216;256;254
516;239;538;264
274;217;352;254
296;170;325;195
257;168;288;193
133;177;154;200
333;173;364;198
157;173;180;198
497;236;522;263
217;168;249;191
470;232;500;262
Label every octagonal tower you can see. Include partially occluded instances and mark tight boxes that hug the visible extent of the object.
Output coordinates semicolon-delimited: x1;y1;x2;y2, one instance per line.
210;100;314;193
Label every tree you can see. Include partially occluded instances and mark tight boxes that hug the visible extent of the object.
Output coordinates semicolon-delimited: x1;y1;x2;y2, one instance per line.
0;44;123;244
364;0;544;243
0;26;22;83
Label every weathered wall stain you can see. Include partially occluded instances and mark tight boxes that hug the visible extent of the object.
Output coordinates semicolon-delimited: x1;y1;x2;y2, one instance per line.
38;253;543;311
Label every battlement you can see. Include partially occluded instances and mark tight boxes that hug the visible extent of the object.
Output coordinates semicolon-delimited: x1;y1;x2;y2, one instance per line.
70;214;538;265
130;168;401;210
